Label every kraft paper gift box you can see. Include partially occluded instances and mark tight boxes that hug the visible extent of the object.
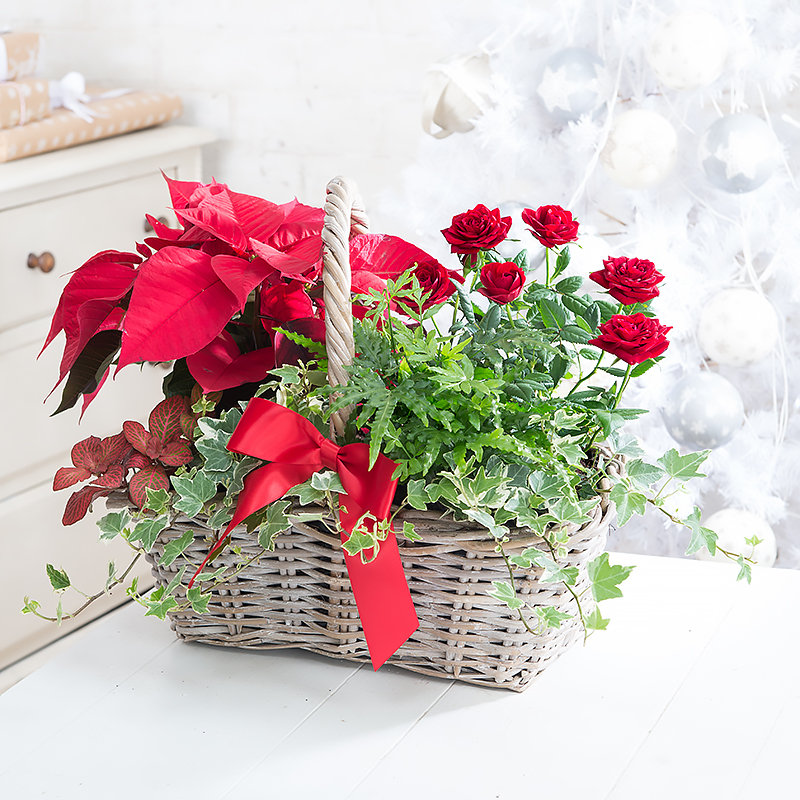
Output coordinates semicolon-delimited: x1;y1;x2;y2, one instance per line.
0;77;50;128
0;32;43;81
0;90;183;162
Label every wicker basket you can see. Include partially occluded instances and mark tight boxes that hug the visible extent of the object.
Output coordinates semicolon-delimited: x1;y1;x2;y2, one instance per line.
143;177;617;692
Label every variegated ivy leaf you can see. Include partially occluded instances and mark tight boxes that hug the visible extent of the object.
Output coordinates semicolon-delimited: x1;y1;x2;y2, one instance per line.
187;586;211;614
159;529;195;567
534;606;572;629
130;515;170;551
171;469;217;518
683;507;718;557
624;459;668;491
588;553;634;602
585;607;610;631
287;479;326;506
405;479;428;511
609;483;647;526
310;470;345;494
46;564;70;592
401;521;421;541
195;409;242;472
97;508;132;541
247;500;291;551
537;556;579;585
489;580;524;610
144;487;172;516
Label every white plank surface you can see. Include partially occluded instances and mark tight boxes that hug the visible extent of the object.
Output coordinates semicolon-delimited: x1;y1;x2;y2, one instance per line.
0;554;797;800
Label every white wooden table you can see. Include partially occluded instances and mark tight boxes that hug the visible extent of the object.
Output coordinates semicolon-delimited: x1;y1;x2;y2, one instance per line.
1;553;798;799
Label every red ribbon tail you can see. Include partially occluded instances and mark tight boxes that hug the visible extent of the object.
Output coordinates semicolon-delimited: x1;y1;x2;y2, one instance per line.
343;528;419;669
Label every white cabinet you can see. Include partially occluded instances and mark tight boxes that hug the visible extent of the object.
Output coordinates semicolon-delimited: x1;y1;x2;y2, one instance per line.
0;125;216;669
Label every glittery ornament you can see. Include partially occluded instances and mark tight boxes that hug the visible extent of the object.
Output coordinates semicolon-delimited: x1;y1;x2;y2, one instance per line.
662;372;744;450
536;48;607;122
699;113;780;193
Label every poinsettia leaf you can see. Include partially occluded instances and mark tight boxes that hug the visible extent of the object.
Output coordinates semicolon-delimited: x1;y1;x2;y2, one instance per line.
267;199;324;251
259;281;314;330
249;237;320;276
159;439;194;467
349;234;434;280
226;186;288;243
52;330;121;416
186;331;275;393
78;367;110;420
41;253;138;356
162;172;202;209
62;485;112;525
144;213;181;240
210;254;276;309
57;304;126;389
128;463;170;508
53;466;92;491
149;396;189;444
118;247;240;368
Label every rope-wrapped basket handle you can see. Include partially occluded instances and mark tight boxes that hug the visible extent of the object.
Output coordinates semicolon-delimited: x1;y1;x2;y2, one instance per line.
321;176;369;438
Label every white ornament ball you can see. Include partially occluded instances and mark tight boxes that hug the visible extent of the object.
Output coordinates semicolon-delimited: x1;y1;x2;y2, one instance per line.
698;288;779;366
696;509;777;568
662;372;744;450
699;113;780;193
422;51;493;139
537;48;607;123
647;11;729;90
600;110;678;189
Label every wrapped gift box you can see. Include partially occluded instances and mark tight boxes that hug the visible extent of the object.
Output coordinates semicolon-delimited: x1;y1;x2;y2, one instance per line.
0;77;50;128
0;32;42;81
0;90;182;162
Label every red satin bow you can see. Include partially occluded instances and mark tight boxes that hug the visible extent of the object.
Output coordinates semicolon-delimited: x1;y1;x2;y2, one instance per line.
193;397;419;669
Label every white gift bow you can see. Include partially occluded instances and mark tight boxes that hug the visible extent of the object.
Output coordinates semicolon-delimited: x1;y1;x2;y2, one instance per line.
48;72;131;122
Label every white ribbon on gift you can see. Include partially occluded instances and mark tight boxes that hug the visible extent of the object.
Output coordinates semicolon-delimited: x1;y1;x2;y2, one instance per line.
48;72;131;122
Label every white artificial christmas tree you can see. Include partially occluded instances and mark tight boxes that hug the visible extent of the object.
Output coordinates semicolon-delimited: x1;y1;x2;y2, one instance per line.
386;0;800;567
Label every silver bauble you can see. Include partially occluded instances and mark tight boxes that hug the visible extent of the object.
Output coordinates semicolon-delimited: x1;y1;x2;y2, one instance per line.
699;113;780;193
536;48;607;123
662;372;744;450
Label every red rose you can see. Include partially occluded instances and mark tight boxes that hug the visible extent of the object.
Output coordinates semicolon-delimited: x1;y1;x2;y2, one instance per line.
401;259;464;312
590;257;664;305
521;205;579;248
588;313;671;364
477;261;526;304
441;204;512;255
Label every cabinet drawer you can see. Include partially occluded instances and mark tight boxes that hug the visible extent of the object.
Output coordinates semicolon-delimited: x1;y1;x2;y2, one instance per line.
0;481;154;670
0;316;165;498
0;169;177;333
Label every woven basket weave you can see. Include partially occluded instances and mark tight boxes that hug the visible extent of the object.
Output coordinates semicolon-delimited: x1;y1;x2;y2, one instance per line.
144;177;617;692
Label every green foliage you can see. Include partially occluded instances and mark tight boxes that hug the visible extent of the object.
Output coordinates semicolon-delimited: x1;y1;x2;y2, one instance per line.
588;553;635;602
97;509;132;541
171;469;218;518
46;565;70;592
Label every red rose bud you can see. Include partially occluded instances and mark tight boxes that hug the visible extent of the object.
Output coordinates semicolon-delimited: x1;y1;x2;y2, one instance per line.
477;261;526;305
400;259;464;312
588;313;671;365
521;204;579;249
590;257;665;305
441;204;512;255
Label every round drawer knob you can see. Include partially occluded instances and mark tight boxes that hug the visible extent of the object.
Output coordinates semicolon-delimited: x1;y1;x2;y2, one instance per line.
144;215;169;234
27;251;56;273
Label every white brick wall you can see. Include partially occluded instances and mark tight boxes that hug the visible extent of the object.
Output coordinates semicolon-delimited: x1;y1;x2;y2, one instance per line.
4;0;472;229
